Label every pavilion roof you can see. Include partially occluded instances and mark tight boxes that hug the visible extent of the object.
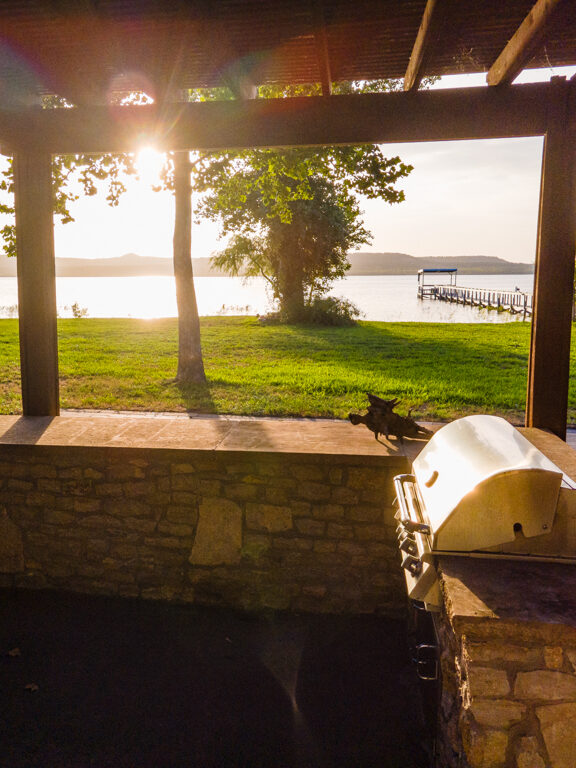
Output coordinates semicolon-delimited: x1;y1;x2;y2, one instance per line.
0;0;574;105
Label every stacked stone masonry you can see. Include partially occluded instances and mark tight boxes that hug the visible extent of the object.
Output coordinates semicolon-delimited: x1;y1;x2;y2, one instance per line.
435;564;576;768
0;445;407;614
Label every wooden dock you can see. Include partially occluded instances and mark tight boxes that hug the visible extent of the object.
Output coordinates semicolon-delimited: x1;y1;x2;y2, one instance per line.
419;284;533;317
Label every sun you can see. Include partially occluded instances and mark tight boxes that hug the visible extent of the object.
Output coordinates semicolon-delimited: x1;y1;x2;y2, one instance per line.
136;146;165;186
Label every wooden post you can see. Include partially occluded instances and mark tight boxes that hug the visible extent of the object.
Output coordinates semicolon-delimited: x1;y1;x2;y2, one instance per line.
14;151;59;416
526;78;576;439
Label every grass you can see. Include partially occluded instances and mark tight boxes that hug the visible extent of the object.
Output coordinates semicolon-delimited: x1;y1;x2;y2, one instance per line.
0;316;567;423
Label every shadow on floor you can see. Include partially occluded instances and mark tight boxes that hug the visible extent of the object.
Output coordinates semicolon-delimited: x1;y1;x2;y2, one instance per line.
0;589;432;768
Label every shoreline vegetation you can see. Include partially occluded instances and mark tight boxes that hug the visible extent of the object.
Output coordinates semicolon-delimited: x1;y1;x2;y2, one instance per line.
0;317;571;424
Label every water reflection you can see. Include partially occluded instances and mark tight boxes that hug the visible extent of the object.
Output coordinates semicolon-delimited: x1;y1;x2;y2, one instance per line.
0;273;534;322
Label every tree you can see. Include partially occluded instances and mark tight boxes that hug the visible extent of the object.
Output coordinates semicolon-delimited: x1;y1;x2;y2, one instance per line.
194;144;412;322
0;95;207;384
192;81;414;322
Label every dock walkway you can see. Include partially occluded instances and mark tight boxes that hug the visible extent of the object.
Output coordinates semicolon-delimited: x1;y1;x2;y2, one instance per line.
419;284;533;317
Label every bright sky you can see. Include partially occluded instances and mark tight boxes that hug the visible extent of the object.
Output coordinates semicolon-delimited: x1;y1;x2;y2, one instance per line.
52;66;576;266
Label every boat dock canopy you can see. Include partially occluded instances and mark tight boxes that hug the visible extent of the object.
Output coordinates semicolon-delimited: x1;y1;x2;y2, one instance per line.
417;268;458;275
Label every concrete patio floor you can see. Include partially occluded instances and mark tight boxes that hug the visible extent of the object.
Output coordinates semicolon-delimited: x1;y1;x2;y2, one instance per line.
0;589;432;768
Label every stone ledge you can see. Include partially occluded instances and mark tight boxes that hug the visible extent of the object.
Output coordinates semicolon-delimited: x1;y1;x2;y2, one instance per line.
0;414;435;461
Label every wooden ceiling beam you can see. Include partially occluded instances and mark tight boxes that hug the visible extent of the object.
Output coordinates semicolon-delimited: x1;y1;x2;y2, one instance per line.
404;0;445;92
0;81;569;156
487;0;565;86
313;0;333;96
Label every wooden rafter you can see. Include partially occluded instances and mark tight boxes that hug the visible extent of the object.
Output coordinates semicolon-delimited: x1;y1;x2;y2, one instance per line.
0;82;567;156
313;0;333;96
487;0;565;86
404;0;444;92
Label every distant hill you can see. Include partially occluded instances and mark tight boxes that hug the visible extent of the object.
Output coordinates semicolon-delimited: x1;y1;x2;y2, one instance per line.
0;251;534;277
346;252;534;275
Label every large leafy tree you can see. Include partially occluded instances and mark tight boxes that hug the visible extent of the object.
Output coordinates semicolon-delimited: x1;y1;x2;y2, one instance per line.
198;144;411;321
193;81;414;322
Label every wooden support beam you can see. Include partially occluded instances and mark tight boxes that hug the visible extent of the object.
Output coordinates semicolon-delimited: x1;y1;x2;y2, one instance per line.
526;78;576;439
313;0;333;96
487;0;565;86
0;81;566;156
14;151;59;416
404;0;444;92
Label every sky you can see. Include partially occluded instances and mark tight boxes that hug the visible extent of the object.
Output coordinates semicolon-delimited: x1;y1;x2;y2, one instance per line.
51;66;576;266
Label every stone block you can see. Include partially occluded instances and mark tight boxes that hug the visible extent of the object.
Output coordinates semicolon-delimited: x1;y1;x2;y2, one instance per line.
465;642;542;667
171;463;196;474
567;650;576;673
544;647;564;670
74;498;101;514
95;482;124;497
0;511;24;573
326;522;355;540
271;537;314;551
298;482;331;501
295;518;326;536
157;521;194;537
84;468;104;480
313;541;337;554
264;486;290;505
515;737;546;768
189;497;242;565
166;505;198;524
124;481;155;497
354;525;388;542
198;480;222;496
106;500;152;518
123;518;157;533
470;699;525;728
171;475;199;492
462;715;508;768
246;503;292;533
107;465;146;480
26;491;56;506
225;483;259;501
346;505;383;522
291;465;325;482
37;478;62;493
468;667;510;698
347;467;388;491
44;509;76;526
328;468;343;485
536;702;576;768
330;486;360;505
311;503;344;521
515;671;576;700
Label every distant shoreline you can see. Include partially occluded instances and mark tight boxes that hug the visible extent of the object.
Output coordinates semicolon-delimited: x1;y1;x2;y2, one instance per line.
0;251;534;278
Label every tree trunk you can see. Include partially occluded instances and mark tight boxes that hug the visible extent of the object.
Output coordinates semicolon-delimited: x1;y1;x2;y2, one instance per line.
173;150;206;383
277;252;306;322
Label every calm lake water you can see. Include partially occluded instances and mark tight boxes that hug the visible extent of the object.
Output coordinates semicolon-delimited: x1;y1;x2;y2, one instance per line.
0;273;535;323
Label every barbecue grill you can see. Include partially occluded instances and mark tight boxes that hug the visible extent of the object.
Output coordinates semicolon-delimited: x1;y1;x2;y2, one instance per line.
394;415;576;611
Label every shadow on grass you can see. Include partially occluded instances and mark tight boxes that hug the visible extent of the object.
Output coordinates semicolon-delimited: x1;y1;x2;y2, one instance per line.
169;378;218;415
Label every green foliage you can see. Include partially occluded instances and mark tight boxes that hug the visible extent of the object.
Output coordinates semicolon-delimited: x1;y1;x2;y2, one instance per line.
297;296;363;326
0;95;138;259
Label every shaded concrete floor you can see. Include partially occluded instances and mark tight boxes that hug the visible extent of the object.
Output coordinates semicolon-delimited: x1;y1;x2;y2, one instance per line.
0;589;432;768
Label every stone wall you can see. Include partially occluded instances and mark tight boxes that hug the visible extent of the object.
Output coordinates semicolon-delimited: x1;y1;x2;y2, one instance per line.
434;559;576;768
0;444;408;615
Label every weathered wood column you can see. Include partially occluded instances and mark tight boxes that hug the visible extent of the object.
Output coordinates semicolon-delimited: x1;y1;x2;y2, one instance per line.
526;78;576;439
14;151;59;416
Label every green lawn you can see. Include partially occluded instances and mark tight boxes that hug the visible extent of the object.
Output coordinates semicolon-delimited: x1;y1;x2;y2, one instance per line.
0;316;566;423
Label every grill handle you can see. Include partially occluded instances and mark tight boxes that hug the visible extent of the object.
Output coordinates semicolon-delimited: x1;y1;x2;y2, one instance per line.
394;474;431;535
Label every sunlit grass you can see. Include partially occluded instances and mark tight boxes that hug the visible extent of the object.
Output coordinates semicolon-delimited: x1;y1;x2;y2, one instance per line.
0;316;565;422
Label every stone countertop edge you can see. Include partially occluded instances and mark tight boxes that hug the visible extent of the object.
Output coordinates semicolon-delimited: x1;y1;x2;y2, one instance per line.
0;414;439;461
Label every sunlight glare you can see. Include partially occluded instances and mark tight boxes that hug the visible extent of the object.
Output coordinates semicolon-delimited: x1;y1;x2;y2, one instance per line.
136;146;165;186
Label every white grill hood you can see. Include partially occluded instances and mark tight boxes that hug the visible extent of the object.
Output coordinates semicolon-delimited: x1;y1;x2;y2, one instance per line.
412;415;564;552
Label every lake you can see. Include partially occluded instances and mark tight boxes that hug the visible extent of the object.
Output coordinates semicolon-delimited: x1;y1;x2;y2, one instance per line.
0;273;535;323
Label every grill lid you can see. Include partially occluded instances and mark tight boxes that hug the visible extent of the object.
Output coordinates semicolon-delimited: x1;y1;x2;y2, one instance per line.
413;415;564;551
